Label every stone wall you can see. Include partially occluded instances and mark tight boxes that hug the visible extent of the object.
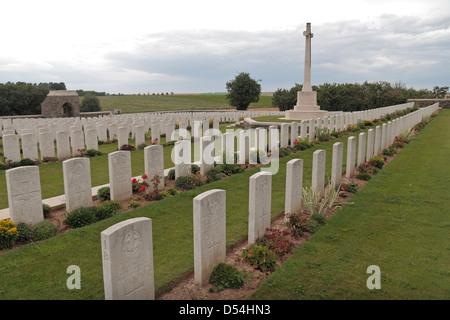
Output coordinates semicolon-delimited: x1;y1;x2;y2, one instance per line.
407;99;450;108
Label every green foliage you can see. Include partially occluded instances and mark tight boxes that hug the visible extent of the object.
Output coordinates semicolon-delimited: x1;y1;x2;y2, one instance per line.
293;138;312;150
128;200;140;208
256;228;295;257
356;173;372;181
341;182;359;193
311;213;327;226
97;186;111;201
205;169;224;183
226;72;262;110
242;244;277;273
209;263;245;291
34;220;57;240
65;207;97;228
305;219;320;234
174;175;204;191
99;200;122;213
80;94;101;112
382;148;395;156
272;84;302;111
315;127;331;142
0;82;49;116
191;164;200;174
16;223;38;243
42;203;51;218
65;201;121;228
159;191;171;199
0;219;19;249
167;168;175;180
368;156;384;169
167;188;180;196
214;163;244;176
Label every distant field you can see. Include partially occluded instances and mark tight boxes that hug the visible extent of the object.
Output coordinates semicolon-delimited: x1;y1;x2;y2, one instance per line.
94;93;274;114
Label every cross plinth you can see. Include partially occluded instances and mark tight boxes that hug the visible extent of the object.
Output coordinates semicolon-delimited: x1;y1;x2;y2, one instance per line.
285;22;328;120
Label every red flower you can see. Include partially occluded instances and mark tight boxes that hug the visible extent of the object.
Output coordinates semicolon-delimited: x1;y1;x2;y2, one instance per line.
141;186;146;191
132;178;136;184
341;187;345;191
142;173;148;179
155;138;158;141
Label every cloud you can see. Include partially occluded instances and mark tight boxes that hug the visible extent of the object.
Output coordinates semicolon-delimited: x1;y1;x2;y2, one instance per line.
0;2;448;93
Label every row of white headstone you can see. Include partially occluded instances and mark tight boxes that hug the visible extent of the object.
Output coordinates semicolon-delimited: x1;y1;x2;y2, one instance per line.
4;102;439;227
99;102;440;299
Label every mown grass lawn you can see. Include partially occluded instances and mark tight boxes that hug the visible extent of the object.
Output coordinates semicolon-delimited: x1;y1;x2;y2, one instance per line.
250;109;450;300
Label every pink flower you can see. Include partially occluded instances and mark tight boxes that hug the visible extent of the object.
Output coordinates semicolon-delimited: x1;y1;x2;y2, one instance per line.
341;187;345;191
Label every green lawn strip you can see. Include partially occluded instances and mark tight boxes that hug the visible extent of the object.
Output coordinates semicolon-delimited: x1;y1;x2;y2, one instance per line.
0;125;353;299
249;109;449;300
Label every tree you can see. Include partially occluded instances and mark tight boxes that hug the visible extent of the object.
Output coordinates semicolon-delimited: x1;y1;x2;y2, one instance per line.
80;94;101;112
226;72;261;110
432;86;449;98
272;84;302;111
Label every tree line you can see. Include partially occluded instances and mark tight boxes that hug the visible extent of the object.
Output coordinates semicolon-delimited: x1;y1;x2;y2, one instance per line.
272;81;448;111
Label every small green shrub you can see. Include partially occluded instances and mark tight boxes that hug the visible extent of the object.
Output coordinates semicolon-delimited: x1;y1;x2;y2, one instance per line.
167;169;175;180
95;204;117;221
368;156;384;169
84;149;104;157
242;244;277;273
382;148;395;156
65;207;97;228
341;182;358;193
167;188;180;196
100;200;122;213
306;219;321;234
137;143;147;150
286;213;309;237
191;164;200;174
42;203;51;218
293;138;312;151
128;200;140;208
175;175;204;191
35;220;57;240
159;191;171;199
205;169;223;183
19;158;36;166
356;173;372;181
311;213;327;226
97;186;111;201
209;263;245;291
16;223;38;243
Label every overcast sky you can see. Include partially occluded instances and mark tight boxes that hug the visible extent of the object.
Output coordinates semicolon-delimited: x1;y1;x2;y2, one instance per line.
0;0;449;94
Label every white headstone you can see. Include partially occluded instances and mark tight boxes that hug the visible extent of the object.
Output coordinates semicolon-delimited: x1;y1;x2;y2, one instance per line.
63;157;93;213
331;142;343;187
248;171;272;245
346;136;357;178
108;151;132;202
144;145;165;191
312;149;326;194
101;217;155;300
6;166;44;225
284;159;303;220
193;189;226;285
